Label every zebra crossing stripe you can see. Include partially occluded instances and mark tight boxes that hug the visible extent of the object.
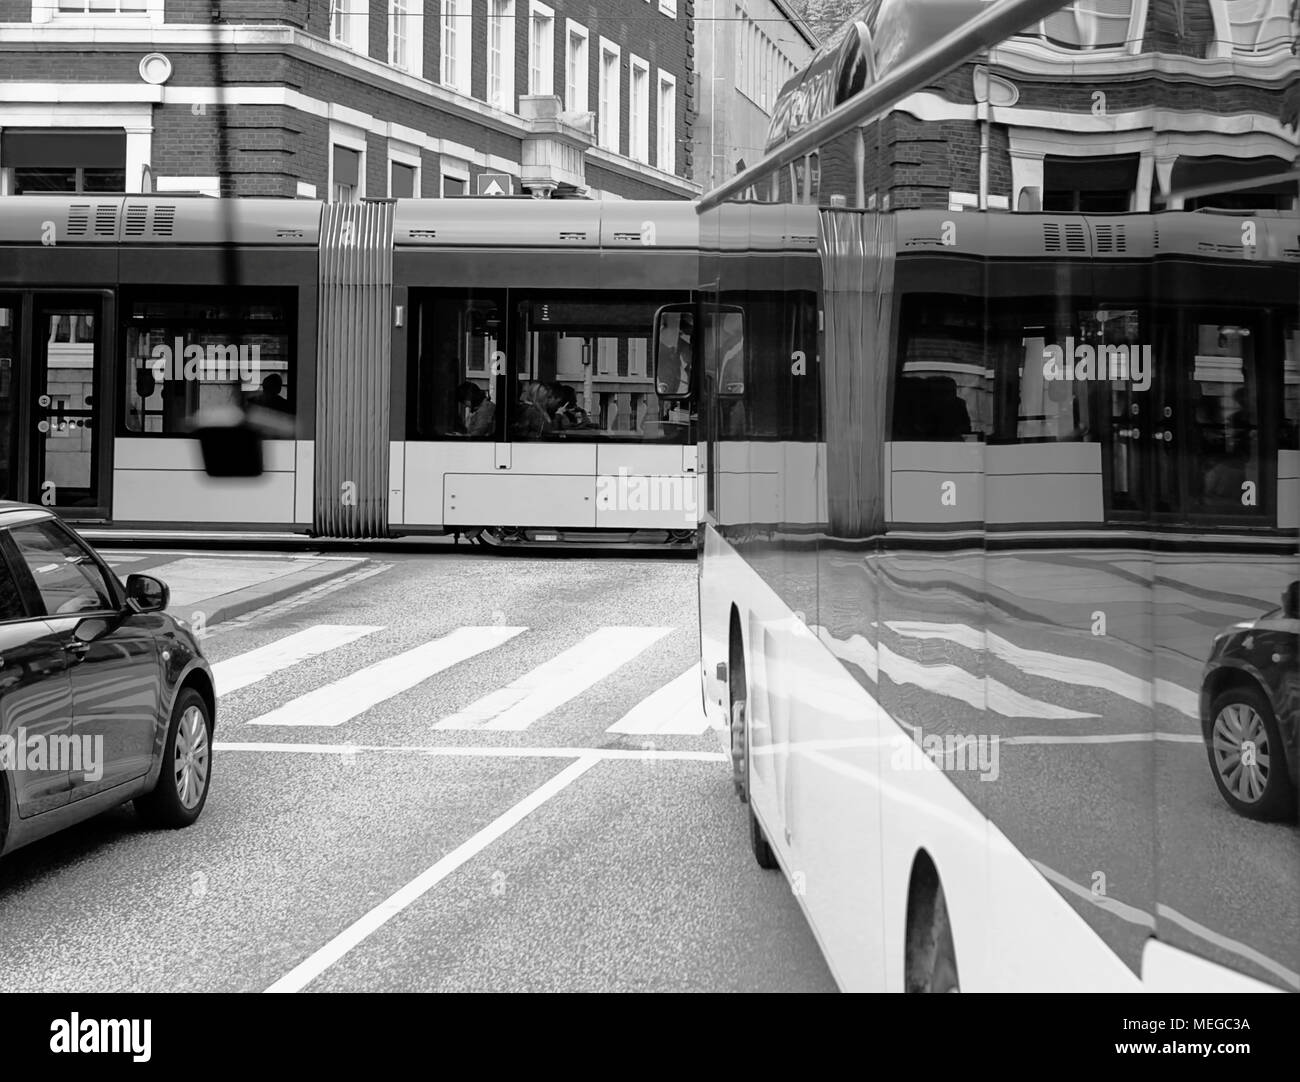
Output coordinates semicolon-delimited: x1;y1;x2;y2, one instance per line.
212;625;383;695
435;626;673;731
606;666;709;735
246;626;527;727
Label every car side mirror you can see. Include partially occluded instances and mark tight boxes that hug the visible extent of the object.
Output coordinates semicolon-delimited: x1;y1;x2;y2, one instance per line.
1284;581;1299;619
72;616;114;644
126;574;169;614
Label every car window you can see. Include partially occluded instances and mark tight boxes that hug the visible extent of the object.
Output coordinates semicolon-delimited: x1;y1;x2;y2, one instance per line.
9;521;116;617
0;546;26;622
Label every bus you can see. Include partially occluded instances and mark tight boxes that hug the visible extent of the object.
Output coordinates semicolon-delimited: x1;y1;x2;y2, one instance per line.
658;0;1300;991
0;196;698;545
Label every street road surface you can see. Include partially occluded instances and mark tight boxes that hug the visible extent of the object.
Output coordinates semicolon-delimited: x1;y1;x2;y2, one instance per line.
0;551;836;993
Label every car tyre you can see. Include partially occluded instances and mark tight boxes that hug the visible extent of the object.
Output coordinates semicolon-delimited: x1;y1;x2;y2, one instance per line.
136;688;212;829
1207;684;1296;821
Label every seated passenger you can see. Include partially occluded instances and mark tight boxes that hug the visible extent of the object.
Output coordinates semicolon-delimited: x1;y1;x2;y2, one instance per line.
513;381;553;439
247;373;292;413
550;383;595;430
456;381;495;438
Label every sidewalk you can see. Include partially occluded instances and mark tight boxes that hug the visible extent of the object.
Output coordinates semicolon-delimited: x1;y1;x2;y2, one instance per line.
101;551;369;628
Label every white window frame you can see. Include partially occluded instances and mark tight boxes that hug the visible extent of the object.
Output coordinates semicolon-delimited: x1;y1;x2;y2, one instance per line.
441;0;472;96
35;0;163;22
1207;0;1293;57
565;20;590;114
529;0;556;96
656;70;676;174
1019;0;1144;53
598;38;621;153
628;55;650;163
389;0;424;77
659;0;677;17
388;143;422;198
329;0;370;54
329;125;368;204
440;157;471;198
487;0;517;112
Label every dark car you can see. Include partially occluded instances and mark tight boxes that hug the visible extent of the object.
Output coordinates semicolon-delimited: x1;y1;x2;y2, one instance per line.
0;503;214;858
1200;581;1299;821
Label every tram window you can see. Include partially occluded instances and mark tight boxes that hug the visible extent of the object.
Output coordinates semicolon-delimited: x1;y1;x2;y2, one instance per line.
516;292;690;443
1283;326;1299;450
121;291;294;436
407;291;503;440
892;293;990;441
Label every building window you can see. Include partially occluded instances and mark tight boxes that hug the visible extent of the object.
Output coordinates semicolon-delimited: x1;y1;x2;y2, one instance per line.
598;39;621;152
659;0;676;16
390;161;417;198
2;129;126;195
565;21;589;114
331;144;362;203
488;0;517;111
1020;0;1135;50
442;160;470;197
529;1;556;96
389;0;423;76
441;0;471;95
656;72;676;173
629;56;649;163
54;0;147;12
1209;0;1294;56
1042;153;1137;212
331;0;369;53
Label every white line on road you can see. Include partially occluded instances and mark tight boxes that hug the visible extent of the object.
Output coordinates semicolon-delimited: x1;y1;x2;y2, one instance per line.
435;626;673;731
606;665;710;735
211;625;383;695
215;741;726;762
247;626;527;727
263;755;602;993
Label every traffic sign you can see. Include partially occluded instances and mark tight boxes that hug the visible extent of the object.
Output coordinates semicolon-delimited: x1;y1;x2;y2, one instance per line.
477;172;513;197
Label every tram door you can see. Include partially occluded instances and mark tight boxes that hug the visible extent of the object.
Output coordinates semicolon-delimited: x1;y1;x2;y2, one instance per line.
0;292;111;516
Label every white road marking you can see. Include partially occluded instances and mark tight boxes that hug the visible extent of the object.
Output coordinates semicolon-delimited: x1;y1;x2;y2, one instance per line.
885;620;1200;720
435;626;673;731
263;755;602;993
214;741;726;762
211;625;383;696
606;665;709;735
247;626;527;727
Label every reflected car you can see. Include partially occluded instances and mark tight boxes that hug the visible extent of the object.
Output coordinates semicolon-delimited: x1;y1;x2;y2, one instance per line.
1200;581;1299;821
0;503;214;859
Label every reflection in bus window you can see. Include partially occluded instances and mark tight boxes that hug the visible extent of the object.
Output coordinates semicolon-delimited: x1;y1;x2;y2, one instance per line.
1284;327;1300;450
894;293;990;441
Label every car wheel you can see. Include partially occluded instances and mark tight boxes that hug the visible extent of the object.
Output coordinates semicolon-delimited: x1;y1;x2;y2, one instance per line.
1207;684;1296;821
136;688;212;829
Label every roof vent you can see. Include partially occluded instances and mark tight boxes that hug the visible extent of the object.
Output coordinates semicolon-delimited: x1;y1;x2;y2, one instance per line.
407;228;437;239
124;205;149;237
1093;222;1127;254
612;231;641;242
1043;221;1086;254
558;230;587;241
151;205;176;237
67;204;91;237
275;228;305;240
93;204;118;236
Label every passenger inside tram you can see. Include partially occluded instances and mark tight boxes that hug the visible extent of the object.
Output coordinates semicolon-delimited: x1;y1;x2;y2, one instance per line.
454;380;495;438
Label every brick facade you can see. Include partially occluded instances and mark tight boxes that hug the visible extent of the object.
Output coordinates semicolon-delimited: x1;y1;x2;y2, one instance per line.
0;0;699;201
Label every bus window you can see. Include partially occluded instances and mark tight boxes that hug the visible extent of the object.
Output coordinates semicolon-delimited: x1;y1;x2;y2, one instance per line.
1283;325;1299;450
893;292;989;441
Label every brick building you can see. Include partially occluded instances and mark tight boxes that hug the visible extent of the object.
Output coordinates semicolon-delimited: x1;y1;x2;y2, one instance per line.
780;0;1297;214
693;0;816;193
0;0;700;200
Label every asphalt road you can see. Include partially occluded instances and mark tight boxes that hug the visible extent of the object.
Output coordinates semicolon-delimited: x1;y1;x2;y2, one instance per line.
0;551;836;993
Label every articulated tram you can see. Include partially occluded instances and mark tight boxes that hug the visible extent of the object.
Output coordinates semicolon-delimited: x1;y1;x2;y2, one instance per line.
0;196;699;542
